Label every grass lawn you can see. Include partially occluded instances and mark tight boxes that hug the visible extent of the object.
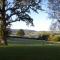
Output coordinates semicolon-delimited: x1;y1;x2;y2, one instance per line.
0;45;60;60
0;38;60;60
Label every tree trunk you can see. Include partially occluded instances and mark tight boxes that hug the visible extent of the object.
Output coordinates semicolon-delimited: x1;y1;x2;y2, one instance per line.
0;29;8;45
0;0;8;45
0;17;8;45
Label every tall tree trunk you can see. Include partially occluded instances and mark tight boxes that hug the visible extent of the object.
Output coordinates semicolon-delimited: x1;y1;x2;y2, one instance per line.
0;22;8;45
0;0;8;45
0;26;7;45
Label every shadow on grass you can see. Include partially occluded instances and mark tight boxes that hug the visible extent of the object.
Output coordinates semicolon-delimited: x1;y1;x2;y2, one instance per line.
0;45;60;60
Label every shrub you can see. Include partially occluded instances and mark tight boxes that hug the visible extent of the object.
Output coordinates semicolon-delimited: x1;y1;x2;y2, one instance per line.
52;35;60;41
48;35;60;42
38;32;50;40
48;34;54;41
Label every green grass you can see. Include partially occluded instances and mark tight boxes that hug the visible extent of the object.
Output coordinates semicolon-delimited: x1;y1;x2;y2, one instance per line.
0;46;60;60
0;38;60;60
7;37;60;46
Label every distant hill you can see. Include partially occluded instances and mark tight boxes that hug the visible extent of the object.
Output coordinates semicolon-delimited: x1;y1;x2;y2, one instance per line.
10;29;37;36
10;29;60;38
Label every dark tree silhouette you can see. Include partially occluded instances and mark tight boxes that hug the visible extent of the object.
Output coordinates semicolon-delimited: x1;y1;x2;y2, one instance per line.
0;0;42;45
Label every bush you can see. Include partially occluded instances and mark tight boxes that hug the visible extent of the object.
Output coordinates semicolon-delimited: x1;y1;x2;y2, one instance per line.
48;35;60;42
38;32;50;40
52;35;60;41
16;29;25;37
48;34;54;41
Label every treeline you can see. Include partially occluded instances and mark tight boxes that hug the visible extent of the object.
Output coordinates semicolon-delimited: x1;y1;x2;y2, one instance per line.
38;32;60;42
10;29;60;42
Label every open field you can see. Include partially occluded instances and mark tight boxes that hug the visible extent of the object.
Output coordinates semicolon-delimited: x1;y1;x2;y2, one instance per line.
0;37;60;60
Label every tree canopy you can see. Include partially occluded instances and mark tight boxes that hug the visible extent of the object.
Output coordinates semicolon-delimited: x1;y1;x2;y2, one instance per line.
0;0;42;45
0;0;42;27
48;0;60;30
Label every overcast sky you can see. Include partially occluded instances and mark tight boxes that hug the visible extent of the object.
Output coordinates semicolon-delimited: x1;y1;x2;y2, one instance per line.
10;0;52;31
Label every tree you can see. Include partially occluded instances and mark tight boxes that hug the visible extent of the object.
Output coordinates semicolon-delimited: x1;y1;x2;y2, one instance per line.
48;0;60;31
16;29;25;37
0;0;42;45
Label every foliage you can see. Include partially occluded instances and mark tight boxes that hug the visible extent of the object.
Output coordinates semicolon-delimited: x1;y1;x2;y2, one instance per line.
52;35;60;41
48;0;60;19
48;34;54;41
0;0;42;45
2;0;42;26
16;29;25;37
48;34;60;42
48;0;60;30
38;32;50;40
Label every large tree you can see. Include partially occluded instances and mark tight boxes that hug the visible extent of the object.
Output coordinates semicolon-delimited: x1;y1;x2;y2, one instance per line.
0;0;42;45
48;0;60;31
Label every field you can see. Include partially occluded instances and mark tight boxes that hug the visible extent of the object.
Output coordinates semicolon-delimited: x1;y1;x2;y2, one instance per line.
8;37;60;46
0;37;60;60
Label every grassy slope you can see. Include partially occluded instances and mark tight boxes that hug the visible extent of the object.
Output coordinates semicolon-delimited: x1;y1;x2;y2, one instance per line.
0;46;60;60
